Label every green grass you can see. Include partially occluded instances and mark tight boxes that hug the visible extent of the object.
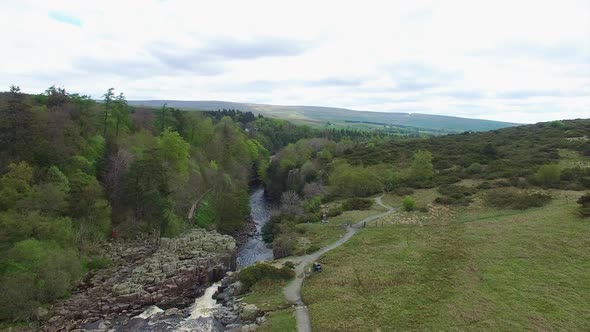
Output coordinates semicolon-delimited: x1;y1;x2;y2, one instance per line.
383;188;440;209
293;223;347;255
558;148;590;168
292;207;386;255
240;279;296;332
257;308;297;332
240;279;290;312
0;321;39;331
301;192;590;331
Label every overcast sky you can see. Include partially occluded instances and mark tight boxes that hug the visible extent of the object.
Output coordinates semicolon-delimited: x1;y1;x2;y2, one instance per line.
1;0;589;123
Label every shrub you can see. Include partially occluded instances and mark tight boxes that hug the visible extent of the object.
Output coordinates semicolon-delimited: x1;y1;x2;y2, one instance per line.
283;261;295;269
535;164;561;187
466;162;483;175
576;192;590;217
402;196;416;211
486;188;552;209
328;161;384;197
295;212;321;224
238;263;295;291
435;185;476;206
342;198;373;211
394;187;414;196
0;239;82;320
262;216;282;243
272;235;295;259
86;256;112;271
326;205;343;217
476;181;492;190
434;175;462;186
303;196;322;213
195;193;216;229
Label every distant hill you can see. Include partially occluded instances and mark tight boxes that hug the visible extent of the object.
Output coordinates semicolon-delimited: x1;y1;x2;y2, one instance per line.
128;100;520;133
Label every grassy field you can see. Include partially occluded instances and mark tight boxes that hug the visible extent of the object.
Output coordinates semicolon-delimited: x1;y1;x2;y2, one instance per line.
240;279;297;331
257;309;297;332
382;188;440;210
301;192;590;331
241;279;290;312
292;205;387;254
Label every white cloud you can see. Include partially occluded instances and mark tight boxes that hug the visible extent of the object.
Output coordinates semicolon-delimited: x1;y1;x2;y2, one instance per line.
1;0;589;123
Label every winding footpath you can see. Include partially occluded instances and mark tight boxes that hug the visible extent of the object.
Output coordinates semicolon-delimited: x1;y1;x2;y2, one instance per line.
282;195;395;332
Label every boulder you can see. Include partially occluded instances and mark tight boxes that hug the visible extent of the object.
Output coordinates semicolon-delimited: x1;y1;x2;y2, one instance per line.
256;315;266;326
241;324;258;332
33;307;49;321
164;307;180;316
229;281;243;296
239;304;260;322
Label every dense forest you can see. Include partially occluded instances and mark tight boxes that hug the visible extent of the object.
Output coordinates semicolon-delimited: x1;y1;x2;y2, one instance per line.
0;86;398;322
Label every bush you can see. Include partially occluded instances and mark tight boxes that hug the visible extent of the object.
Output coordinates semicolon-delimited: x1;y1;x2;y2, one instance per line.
402;196;416;211
303;196;322;213
577;192;590;217
342;198;373;211
295;212;321;224
238;263;295;291
466;162;484;175
85;256;112;271
394;187;414;196
0;239;82;320
328;161;384;197
486;188;552;210
535;164;561;187
326;205;343;217
435;185;476;206
195;193;216;229
261;216;281;243
272;234;295;259
476;181;492;190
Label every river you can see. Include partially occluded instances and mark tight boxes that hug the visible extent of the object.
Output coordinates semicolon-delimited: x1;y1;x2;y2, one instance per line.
128;187;273;331
236;187;274;267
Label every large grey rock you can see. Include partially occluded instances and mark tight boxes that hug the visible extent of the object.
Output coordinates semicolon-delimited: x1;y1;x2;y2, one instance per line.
241;324;258;332
240;304;260;322
229;281;243;296
33;307;49;321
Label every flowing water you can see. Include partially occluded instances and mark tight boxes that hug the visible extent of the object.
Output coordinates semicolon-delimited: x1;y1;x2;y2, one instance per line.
125;188;273;331
176;282;222;331
236;187;274;267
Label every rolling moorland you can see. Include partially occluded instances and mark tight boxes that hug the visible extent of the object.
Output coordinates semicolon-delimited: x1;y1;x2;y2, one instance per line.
236;118;590;331
1;86;589;331
127;100;520;134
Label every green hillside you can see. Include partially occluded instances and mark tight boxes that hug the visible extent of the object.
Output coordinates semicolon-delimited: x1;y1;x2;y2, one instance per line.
128;100;520;133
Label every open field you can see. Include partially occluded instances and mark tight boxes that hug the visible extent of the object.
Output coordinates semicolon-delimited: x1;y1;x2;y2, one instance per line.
240;279;297;331
292;204;387;254
301;192;590;331
241;279;291;312
257;309;297;332
382;188;440;209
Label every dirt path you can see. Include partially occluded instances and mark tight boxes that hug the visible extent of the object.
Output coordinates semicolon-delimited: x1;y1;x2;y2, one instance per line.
282;195;395;332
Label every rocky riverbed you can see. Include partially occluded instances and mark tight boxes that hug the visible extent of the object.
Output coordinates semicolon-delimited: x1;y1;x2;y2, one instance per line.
40;229;236;331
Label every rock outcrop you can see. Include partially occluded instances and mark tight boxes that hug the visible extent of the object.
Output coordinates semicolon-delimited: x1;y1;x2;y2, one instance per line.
41;229;236;331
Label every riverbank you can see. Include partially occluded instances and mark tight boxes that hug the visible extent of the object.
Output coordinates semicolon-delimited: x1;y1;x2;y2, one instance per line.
39;229;235;331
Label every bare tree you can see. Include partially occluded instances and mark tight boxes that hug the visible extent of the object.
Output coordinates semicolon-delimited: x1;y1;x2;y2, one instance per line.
103;149;133;217
280;191;304;216
303;182;326;199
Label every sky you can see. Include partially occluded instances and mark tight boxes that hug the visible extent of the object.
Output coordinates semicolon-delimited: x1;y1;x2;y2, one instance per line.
1;0;589;123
